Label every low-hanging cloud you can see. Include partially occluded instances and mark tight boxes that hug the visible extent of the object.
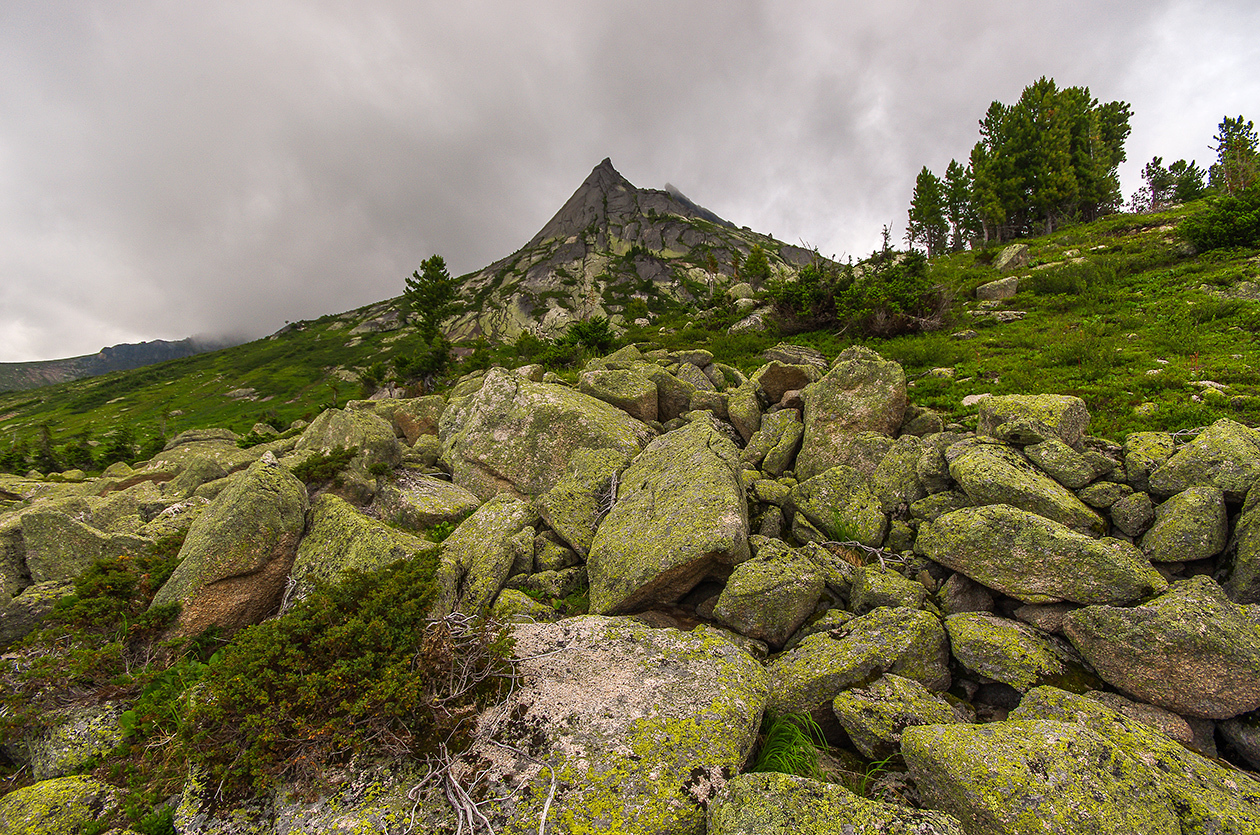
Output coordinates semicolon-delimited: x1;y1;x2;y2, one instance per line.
1;0;1256;361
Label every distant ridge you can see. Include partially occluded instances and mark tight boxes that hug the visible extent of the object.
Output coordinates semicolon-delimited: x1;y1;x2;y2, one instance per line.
0;337;234;392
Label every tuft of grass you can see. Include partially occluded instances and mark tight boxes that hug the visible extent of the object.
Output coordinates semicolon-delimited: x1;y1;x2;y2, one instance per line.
749;712;827;779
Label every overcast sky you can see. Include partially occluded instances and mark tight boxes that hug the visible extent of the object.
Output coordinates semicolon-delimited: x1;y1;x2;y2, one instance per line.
1;1;1256;362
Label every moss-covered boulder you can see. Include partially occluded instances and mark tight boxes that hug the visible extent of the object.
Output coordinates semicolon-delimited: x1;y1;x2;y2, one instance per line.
740;410;802;472
903;720;1180;835
1061;575;1260;719
294;405;403;474
797;346;906;480
713;548;823;649
916;504;1166;605
440;367;654;500
579;366;659;422
945;613;1098;693
588;417;749;615
436;494;538;616
708;771;963;835
789;465;887;548
460;616;768;835
21;511;153;584
0;581;72;647
1139;485;1227;563
948;444;1105;535
870;434;926;514
0;775;122;835
850;565;928;614
767;607;950;733
831;674;968;760
151;454;308;638
977;393;1091;449
536;447;629;556
26;705;123;780
1122;431;1175;493
1148;418;1260;500
1226;483;1260;604
288;494;438;604
1014;686;1260;833
369;471;481;532
1024;436;1099;488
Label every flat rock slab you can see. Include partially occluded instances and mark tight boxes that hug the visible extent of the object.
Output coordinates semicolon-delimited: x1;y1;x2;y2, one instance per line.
1062;575;1260;719
916;504;1166;605
587;417;749;615
461;616;769;835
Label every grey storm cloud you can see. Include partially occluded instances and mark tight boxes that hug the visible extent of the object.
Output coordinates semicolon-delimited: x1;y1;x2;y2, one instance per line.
1;0;1257;361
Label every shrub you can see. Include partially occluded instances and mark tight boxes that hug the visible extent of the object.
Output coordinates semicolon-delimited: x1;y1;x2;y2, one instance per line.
181;555;512;797
1179;185;1260;252
290;445;358;485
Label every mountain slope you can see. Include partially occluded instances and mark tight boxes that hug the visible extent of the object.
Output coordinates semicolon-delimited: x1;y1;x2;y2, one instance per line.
0;337;234;392
452;158;815;340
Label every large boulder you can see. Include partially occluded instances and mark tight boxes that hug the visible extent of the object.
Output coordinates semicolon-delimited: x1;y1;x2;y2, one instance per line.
1139;485;1227;563
1061;575;1260;719
437;494;538;616
0;514;26;607
788;465;887;548
945;612;1098;693
579;366;659;422
712;547;823;649
440;367;654;500
903;720;1181;835
1014;686;1260;834
20;511;152;584
288;494;438;604
293;406;403;473
347;394;446;444
948;444;1105;535
831;674;968;760
917;504;1166;605
25;705;123;781
796;346;906;480
708;771;963;835
1226;483;1260;603
0;775;123;835
150;454;308;637
767;607;950;734
587;418;749;615
456;616;769;835
369;471;481;532
977;393;1090;449
1148;418;1260;500
536;448;630;557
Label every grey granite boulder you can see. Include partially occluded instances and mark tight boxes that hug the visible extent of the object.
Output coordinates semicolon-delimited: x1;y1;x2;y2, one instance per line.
948;443;1105;535
831;674;968;760
1148;418;1260;500
1139;485;1227;563
797;346;906;480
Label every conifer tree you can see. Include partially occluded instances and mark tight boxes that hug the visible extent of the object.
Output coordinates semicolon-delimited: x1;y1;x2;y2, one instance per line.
405;254;460;342
906;167;949;256
1210;115;1259;196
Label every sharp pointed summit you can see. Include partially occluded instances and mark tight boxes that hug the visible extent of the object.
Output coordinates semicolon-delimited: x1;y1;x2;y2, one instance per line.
452;159;814;341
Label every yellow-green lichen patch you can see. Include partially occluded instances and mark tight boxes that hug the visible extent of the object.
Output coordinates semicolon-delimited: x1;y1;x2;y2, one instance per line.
0;774;122;835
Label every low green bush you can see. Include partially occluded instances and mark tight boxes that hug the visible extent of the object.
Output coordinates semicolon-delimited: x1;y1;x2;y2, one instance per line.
1179;186;1260;252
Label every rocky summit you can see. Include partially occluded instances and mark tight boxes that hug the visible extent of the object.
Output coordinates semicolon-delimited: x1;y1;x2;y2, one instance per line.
450;158;815;341
3;340;1260;834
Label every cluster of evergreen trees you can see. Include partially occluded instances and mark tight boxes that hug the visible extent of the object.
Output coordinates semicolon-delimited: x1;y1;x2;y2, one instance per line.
907;77;1132;255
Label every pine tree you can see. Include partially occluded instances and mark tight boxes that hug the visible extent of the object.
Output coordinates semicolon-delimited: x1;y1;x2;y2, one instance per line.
1210;115;1259;196
405;254;461;342
743;244;771;285
906;167;949;256
943;159;975;251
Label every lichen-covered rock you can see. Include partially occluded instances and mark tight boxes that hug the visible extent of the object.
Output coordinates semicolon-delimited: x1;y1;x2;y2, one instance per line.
458;616;769;835
713;548;823;649
916;432;967;495
532;449;624;558
1123;431;1175;493
440;368;654;500
588;418;749;615
945;613;1097;693
1085;691;1217;757
21;511;153;584
294;405;403;476
579;366;659;423
1062;575;1260;719
288;494;438;605
726;382;762;442
761;416;804;478
910;490;971;523
0;581;72;647
26;705;123;780
492;588;556;623
348;394;446;444
1221;715;1260;771
369;471;481;532
870;435;926;514
850;565;928;614
1225;483;1260;604
740;410;801;472
917;504;1166;605
165;454;229;500
1148;418;1260;500
903;720;1180;835
948;444;1105;535
150;454;308;637
789;465;887;548
1024;436;1098;489
438;494;538;616
977;393;1091;449
1013;686;1260;834
0;514;26;607
0;775;122;835
1076;480;1131;509
506;566;587;600
708;771;963;835
1139;485;1227;563
750;361;822;405
831;674;967;760
939;573;994;616
1109;491;1155;538
797;346;906;480
138;496;210;541
767;607;950;732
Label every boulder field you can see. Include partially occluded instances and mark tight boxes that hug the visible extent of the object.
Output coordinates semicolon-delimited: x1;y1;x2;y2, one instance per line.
3;342;1260;833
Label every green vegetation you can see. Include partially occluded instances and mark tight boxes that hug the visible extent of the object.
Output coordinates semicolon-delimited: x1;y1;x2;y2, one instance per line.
291;444;359;485
750;712;827;779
